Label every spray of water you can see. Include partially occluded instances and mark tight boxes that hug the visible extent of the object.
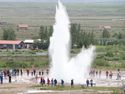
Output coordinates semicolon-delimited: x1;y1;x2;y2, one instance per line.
49;1;96;83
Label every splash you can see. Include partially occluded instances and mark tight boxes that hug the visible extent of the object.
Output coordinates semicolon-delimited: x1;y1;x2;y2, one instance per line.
49;1;95;83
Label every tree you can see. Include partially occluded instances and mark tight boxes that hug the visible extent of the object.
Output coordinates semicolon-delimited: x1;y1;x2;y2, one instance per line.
3;28;16;40
77;32;95;48
38;25;53;49
70;23;81;48
101;28;110;45
117;32;123;39
102;28;110;38
70;23;95;48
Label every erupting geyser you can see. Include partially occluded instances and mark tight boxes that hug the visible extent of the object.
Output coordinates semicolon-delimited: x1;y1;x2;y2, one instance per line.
49;0;96;83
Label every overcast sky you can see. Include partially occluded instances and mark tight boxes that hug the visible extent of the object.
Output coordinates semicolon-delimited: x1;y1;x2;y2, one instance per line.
0;0;124;2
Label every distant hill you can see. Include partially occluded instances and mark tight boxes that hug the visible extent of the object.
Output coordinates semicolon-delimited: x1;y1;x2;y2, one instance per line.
0;0;124;39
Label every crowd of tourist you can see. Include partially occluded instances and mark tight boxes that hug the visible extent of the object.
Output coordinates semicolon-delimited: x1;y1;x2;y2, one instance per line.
89;68;121;80
0;68;123;87
0;68;49;84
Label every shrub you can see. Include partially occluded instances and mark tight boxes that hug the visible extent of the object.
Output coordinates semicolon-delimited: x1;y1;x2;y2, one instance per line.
122;55;125;60
105;51;113;57
120;63;125;68
93;59;109;67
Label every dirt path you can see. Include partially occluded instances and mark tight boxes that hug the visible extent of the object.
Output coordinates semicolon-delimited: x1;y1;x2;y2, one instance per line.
0;83;34;94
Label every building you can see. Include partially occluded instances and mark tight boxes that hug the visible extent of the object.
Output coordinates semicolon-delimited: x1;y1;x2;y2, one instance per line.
23;39;34;49
99;25;111;31
0;40;24;50
17;24;29;30
103;26;111;29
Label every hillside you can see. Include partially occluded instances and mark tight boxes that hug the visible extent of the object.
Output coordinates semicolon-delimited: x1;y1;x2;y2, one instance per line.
0;2;125;39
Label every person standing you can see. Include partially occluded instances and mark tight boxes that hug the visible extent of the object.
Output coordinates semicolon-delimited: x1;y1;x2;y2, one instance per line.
61;79;64;86
26;69;29;76
46;69;49;75
86;79;89;87
20;69;23;76
99;70;101;78
90;79;93;87
96;70;98;77
33;69;36;76
106;71;109;79
54;79;57;86
51;78;54;86
117;69;121;80
35;75;38;83
40;77;43;86
109;71;113;79
39;71;41;75
43;78;45;85
71;79;74;87
0;71;3;84
47;78;50;86
8;74;11;83
42;70;44;76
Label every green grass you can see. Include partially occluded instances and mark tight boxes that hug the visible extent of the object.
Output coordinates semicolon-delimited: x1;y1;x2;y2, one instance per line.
0;60;49;69
0;45;125;70
0;49;49;69
31;85;122;94
92;45;125;70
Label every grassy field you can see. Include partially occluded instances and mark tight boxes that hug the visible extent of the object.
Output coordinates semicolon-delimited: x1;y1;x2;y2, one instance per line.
0;45;124;70
0;2;125;39
0;49;49;69
93;45;125;70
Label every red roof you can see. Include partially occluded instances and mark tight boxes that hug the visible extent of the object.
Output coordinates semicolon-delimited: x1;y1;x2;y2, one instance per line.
0;40;22;45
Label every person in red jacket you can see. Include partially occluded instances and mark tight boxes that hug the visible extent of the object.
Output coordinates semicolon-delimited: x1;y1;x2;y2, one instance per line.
47;78;50;86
